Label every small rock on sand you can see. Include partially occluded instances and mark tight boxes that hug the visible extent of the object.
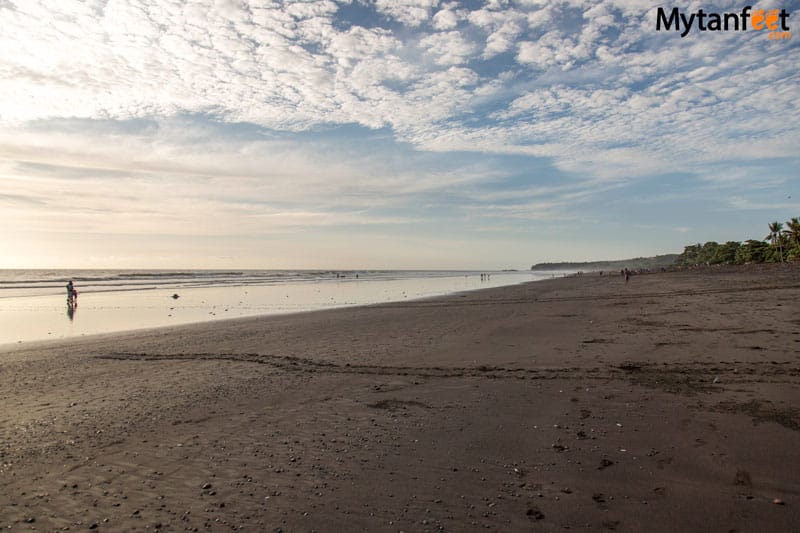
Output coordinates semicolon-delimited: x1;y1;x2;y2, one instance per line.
598;458;614;470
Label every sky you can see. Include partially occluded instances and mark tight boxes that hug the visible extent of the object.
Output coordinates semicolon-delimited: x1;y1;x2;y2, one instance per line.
1;0;798;270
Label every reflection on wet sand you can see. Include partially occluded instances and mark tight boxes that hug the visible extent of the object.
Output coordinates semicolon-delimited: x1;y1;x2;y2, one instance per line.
1;272;542;346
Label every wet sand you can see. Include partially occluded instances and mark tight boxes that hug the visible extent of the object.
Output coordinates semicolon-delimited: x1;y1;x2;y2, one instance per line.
1;264;799;531
0;271;538;345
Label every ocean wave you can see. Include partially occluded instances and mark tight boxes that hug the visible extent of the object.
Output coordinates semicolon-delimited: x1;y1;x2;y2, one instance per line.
0;269;492;298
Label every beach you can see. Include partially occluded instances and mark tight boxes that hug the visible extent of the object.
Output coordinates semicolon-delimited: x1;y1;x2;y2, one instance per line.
1;265;799;531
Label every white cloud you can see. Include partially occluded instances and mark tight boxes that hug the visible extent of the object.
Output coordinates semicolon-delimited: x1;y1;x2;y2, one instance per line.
374;0;439;27
0;0;797;210
0;117;534;243
420;30;477;65
483;18;523;58
432;4;459;30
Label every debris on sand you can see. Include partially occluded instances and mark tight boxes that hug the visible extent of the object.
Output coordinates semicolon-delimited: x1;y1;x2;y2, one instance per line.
526;507;545;520
598;458;614;470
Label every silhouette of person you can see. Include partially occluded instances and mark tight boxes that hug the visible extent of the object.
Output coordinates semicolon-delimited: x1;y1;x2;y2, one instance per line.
66;280;75;306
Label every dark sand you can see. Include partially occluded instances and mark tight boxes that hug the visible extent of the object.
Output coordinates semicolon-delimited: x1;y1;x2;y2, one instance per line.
1;265;799;531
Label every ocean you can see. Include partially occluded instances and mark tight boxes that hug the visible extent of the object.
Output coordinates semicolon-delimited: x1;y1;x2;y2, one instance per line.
0;269;563;346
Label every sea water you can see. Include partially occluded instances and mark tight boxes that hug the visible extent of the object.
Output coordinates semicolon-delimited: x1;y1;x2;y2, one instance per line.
0;269;563;346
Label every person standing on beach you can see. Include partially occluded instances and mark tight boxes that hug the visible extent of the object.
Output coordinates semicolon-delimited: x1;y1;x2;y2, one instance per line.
66;280;75;306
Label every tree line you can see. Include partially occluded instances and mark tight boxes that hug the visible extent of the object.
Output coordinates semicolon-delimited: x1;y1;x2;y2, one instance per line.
675;216;800;266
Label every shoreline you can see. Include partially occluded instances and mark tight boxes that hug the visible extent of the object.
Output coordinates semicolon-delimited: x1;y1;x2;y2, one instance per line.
0;276;537;355
0;270;545;347
1;264;799;531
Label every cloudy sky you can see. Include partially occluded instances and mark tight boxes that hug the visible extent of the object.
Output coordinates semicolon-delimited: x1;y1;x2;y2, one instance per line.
1;0;798;269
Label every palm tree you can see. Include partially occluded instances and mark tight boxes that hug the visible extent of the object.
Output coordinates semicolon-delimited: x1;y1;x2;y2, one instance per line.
784;217;800;247
765;221;784;262
784;217;800;259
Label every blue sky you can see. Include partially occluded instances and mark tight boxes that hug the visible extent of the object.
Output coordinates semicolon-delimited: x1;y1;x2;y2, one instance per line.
1;0;798;269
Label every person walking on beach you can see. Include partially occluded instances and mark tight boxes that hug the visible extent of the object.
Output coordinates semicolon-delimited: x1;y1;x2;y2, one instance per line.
66;280;76;307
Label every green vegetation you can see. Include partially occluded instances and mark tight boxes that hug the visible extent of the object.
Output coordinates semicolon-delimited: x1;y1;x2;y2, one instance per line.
532;216;800;272
675;216;800;266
